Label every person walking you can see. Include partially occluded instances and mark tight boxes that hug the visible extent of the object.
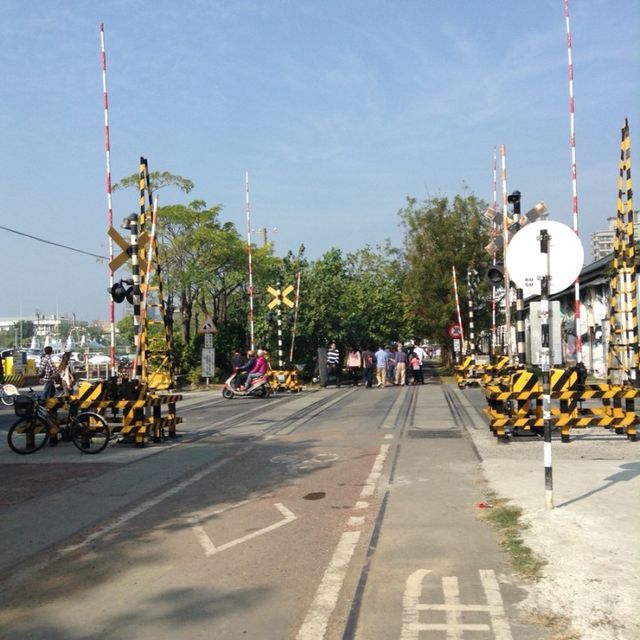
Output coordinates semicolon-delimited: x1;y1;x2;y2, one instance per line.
346;346;361;386
58;351;76;395
374;345;388;388
326;341;342;388
395;342;407;386
386;345;397;385
410;351;422;385
39;346;58;402
361;346;375;388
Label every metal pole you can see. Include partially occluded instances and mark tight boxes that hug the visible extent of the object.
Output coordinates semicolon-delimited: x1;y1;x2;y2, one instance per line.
467;268;476;366
276;281;284;369
100;24;117;376
510;191;526;365
564;0;583;363
245;172;255;351
289;271;302;362
130;213;142;381
540;228;554;510
620;120;637;386
491;147;498;359
452;266;465;362
500;145;513;362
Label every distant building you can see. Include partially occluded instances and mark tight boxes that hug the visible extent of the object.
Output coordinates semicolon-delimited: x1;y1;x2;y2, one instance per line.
590;217;616;262
0;315;89;348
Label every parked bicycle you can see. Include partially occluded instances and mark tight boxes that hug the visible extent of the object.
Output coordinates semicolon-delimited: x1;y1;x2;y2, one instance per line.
7;392;109;455
0;382;20;406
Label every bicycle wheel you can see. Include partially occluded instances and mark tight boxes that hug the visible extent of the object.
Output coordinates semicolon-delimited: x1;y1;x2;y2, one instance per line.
7;416;49;454
71;412;109;454
1;384;19;406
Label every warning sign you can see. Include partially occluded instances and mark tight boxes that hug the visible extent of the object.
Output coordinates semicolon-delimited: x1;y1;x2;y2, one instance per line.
200;315;217;334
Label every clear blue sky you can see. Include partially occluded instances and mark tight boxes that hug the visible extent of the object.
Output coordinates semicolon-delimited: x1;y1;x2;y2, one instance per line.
1;0;638;323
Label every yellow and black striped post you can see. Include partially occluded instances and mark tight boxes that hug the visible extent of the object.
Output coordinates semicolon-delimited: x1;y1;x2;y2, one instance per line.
608;119;637;386
620;121;637;384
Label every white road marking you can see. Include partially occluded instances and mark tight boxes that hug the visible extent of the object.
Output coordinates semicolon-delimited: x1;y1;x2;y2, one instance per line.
401;569;431;640
480;570;514;640
59;454;239;555
401;569;514;639
297;441;391;639
295;530;361;640
359;444;390;498
190;502;297;557
384;434;394;439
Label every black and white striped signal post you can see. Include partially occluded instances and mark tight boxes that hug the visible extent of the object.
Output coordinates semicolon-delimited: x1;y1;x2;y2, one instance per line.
539;228;554;509
506;219;584;510
467;268;477;365
509;191;527;365
267;282;295;369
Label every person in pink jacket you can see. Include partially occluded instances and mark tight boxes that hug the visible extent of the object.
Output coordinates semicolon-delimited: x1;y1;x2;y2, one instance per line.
245;349;269;388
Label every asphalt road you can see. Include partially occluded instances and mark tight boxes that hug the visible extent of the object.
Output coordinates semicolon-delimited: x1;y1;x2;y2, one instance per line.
0;380;549;639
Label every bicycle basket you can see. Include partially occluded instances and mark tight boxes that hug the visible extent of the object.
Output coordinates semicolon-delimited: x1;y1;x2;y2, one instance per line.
14;396;36;417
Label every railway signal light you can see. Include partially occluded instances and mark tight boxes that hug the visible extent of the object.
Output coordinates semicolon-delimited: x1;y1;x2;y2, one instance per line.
486;265;505;286
109;279;139;304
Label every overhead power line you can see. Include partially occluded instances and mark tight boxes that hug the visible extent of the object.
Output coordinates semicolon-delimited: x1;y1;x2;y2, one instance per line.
0;224;108;261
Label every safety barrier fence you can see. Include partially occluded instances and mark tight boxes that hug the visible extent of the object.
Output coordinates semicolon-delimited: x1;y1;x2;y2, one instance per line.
268;368;303;393
481;367;638;442
47;379;182;446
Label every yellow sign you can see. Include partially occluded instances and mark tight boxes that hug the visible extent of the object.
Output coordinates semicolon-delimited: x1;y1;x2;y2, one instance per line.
267;284;294;309
108;226;149;273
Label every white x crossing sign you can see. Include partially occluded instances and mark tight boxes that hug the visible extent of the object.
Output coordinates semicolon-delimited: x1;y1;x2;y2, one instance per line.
267;284;294;309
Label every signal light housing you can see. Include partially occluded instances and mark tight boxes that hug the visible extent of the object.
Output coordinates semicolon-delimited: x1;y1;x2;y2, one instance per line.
108;279;138;304
486;265;505;286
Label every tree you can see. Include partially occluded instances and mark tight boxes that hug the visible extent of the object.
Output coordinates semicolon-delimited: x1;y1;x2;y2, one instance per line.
113;170;194;194
399;194;491;362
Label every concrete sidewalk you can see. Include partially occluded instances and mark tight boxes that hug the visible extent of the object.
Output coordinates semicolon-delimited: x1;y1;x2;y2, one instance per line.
455;386;640;640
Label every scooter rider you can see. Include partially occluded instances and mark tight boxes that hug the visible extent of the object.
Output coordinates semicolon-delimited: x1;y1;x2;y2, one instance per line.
236;349;256;389
245;349;269;388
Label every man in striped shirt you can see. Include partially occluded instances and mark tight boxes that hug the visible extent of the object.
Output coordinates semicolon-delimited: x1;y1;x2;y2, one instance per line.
326;341;342;388
39;346;58;401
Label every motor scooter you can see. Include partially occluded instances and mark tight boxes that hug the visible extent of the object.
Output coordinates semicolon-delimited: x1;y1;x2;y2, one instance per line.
222;370;272;399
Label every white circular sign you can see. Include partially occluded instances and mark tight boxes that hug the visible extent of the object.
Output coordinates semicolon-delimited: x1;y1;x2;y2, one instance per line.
505;220;584;296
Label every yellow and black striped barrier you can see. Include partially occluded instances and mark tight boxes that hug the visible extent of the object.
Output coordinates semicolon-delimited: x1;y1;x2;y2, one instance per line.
68;379;182;446
481;366;639;442
269;368;303;393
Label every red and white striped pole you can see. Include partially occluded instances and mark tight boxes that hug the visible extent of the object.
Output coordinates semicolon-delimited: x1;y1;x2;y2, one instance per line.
491;147;498;357
289;271;302;363
501;144;513;362
100;23;116;375
564;0;583;363
245;172;255;351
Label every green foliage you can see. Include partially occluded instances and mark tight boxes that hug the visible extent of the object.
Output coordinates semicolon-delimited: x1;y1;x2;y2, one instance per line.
110;166;493;383
116;315;136;350
113;171;194;194
399;194;492;358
